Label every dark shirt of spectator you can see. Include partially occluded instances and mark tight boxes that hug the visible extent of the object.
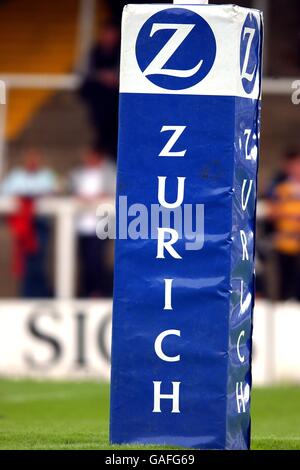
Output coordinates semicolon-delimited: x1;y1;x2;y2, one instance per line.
268;150;300;301
79;23;120;159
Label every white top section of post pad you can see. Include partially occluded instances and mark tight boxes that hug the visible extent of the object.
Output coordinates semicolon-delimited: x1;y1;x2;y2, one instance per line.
120;4;262;99
174;1;209;4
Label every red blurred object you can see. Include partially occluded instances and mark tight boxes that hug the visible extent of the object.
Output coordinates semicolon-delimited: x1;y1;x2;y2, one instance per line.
7;198;38;278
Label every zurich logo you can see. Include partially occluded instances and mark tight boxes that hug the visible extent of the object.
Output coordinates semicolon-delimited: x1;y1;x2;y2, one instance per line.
240;13;260;94
135;8;216;90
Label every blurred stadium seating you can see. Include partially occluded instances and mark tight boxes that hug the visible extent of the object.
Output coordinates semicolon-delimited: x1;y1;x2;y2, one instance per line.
0;0;79;140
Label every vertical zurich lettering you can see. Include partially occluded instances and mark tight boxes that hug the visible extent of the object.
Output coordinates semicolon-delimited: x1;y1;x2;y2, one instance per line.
235;11;260;415
153;126;186;413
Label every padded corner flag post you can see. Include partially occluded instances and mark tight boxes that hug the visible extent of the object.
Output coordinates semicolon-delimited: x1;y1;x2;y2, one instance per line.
110;0;263;450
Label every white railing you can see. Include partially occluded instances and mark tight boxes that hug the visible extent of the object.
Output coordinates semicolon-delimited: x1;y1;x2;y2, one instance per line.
0;74;80;90
0;196;115;299
0;197;267;299
0;73;297;95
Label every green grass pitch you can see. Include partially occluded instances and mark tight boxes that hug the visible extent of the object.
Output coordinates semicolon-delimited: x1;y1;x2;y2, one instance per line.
0;379;299;450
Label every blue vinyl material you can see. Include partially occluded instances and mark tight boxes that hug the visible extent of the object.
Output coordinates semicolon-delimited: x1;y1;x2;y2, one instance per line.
110;5;263;450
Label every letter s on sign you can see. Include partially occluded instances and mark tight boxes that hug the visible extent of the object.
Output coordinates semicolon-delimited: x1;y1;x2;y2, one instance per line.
292;80;300;105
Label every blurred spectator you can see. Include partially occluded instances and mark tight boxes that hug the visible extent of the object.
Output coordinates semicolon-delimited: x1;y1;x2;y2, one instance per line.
268;150;300;301
70;148;115;298
1;149;57;298
266;152;292;199
79;22;120;158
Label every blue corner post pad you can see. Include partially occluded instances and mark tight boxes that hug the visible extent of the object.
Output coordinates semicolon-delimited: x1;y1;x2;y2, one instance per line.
110;4;263;450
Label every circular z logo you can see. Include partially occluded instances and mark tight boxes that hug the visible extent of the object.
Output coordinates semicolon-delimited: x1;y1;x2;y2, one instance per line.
135;8;217;90
240;13;260;94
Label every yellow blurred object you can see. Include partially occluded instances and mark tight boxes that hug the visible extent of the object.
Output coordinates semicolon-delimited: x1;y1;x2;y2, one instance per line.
270;180;300;255
0;0;80;140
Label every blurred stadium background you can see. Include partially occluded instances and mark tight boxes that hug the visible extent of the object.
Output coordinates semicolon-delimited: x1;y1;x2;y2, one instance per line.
0;0;299;450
